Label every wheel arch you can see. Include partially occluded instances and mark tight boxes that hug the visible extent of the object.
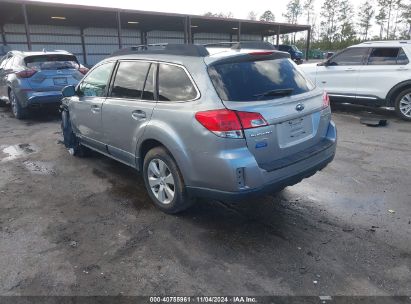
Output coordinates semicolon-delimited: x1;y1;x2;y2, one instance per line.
386;80;411;106
137;124;191;182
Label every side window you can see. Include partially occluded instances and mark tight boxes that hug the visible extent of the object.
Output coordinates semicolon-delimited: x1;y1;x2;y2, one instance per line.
78;61;115;97
142;63;156;101
0;57;8;69
397;48;409;65
329;48;368;66
158;64;197;101
368;48;400;65
4;56;14;69
111;61;150;99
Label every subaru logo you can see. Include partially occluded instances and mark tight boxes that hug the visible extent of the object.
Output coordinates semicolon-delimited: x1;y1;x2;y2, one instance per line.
295;103;305;112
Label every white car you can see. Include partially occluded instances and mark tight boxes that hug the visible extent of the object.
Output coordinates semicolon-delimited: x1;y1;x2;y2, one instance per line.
300;41;411;121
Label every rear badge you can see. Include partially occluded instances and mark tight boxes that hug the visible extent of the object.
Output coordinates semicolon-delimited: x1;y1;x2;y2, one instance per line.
250;130;272;138
255;141;268;149
295;103;305;112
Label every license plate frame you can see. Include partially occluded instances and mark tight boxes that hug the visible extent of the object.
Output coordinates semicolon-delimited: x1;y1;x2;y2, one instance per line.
53;77;67;86
278;115;313;147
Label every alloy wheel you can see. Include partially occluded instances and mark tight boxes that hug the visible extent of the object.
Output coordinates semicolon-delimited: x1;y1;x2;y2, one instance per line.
399;93;411;118
147;158;175;205
10;91;18;117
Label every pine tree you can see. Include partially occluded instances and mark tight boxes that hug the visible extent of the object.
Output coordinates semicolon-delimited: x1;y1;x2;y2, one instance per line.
260;10;275;22
358;0;375;40
247;11;257;20
320;0;340;47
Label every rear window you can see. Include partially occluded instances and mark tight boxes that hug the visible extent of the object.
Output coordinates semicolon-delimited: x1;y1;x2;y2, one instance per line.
24;55;79;70
208;58;314;102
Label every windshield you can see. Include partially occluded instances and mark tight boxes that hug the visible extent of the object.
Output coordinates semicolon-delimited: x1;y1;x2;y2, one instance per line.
25;55;79;70
208;58;314;102
291;45;300;52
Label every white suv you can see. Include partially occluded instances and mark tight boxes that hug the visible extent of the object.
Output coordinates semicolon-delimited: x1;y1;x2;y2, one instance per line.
300;41;411;121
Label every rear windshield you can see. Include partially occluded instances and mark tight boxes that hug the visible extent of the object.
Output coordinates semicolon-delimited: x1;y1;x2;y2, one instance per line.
25;55;79;70
208;58;314;102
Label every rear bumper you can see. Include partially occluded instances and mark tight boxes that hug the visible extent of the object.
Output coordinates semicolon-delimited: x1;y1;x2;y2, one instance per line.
16;90;63;107
27;91;63;105
186;153;334;201
186;120;337;201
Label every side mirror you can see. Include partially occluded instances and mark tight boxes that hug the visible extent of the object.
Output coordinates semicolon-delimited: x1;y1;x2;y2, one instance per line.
317;61;329;67
62;85;76;97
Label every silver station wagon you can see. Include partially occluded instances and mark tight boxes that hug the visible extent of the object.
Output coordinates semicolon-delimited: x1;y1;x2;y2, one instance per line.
61;44;337;214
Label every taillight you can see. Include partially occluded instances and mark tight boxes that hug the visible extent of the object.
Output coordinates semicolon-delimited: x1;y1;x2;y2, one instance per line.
236;111;268;129
323;91;330;108
195;109;268;139
79;67;89;75
16;69;37;79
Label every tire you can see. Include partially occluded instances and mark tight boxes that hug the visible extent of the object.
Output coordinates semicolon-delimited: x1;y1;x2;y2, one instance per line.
394;88;411;121
143;147;194;214
61;110;86;157
9;89;28;119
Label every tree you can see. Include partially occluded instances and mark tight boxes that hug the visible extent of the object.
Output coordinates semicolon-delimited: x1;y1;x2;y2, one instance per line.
283;0;303;43
303;0;315;25
375;3;387;39
247;11;257;20
203;12;234;18
260;10;275;22
338;0;356;43
358;0;375;40
400;0;411;38
320;0;340;47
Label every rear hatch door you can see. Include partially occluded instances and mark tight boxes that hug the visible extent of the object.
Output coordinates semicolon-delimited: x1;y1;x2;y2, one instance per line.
207;55;330;169
24;54;82;90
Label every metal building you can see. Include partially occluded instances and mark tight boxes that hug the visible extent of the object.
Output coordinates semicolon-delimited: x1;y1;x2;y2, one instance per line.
0;0;311;66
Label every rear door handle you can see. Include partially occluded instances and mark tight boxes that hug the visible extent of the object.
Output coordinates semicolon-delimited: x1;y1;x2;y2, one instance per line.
91;105;100;113
132;110;146;120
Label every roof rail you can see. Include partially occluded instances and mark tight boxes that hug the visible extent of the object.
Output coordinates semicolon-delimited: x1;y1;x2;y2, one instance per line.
360;40;411;45
110;43;210;57
230;41;276;50
203;41;276;50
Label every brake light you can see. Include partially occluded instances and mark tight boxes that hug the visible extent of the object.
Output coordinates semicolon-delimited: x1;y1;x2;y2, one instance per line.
322;91;330;108
248;51;274;56
79;67;89;75
195;109;268;139
16;69;37;79
236;111;268;129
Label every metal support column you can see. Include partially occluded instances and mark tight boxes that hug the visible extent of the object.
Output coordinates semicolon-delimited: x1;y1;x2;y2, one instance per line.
183;17;188;44
187;16;192;44
237;22;241;42
305;27;311;61
140;29;145;45
80;28;87;66
116;11;123;49
21;3;31;51
276;25;280;47
1;24;7;46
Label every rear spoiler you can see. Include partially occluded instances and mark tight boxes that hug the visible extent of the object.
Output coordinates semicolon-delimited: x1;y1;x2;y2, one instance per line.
207;51;290;67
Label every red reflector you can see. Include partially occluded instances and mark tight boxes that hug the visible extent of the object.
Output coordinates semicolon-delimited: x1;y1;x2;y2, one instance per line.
16;69;37;79
236;111;268;129
79;67;89;75
195;109;242;132
322;91;330;108
249;51;274;56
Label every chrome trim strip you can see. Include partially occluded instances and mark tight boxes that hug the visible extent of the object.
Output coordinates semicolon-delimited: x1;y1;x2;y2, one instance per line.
328;94;378;100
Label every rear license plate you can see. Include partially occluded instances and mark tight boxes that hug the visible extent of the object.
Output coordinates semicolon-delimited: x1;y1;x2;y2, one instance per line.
278;116;313;147
53;77;67;86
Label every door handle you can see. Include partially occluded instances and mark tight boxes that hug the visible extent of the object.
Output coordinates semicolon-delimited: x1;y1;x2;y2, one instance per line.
344;68;356;72
91;105;100;113
132;110;146;120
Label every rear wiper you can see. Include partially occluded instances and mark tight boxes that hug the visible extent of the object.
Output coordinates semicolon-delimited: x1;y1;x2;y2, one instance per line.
253;88;294;99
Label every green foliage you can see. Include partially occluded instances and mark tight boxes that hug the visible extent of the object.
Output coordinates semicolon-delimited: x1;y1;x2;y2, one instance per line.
260;10;275;22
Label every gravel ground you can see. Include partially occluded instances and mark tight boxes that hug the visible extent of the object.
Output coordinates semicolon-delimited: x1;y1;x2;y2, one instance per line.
0;103;410;296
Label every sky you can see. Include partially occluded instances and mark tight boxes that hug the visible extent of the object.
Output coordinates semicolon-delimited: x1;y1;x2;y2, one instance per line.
27;0;322;22
27;0;369;36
